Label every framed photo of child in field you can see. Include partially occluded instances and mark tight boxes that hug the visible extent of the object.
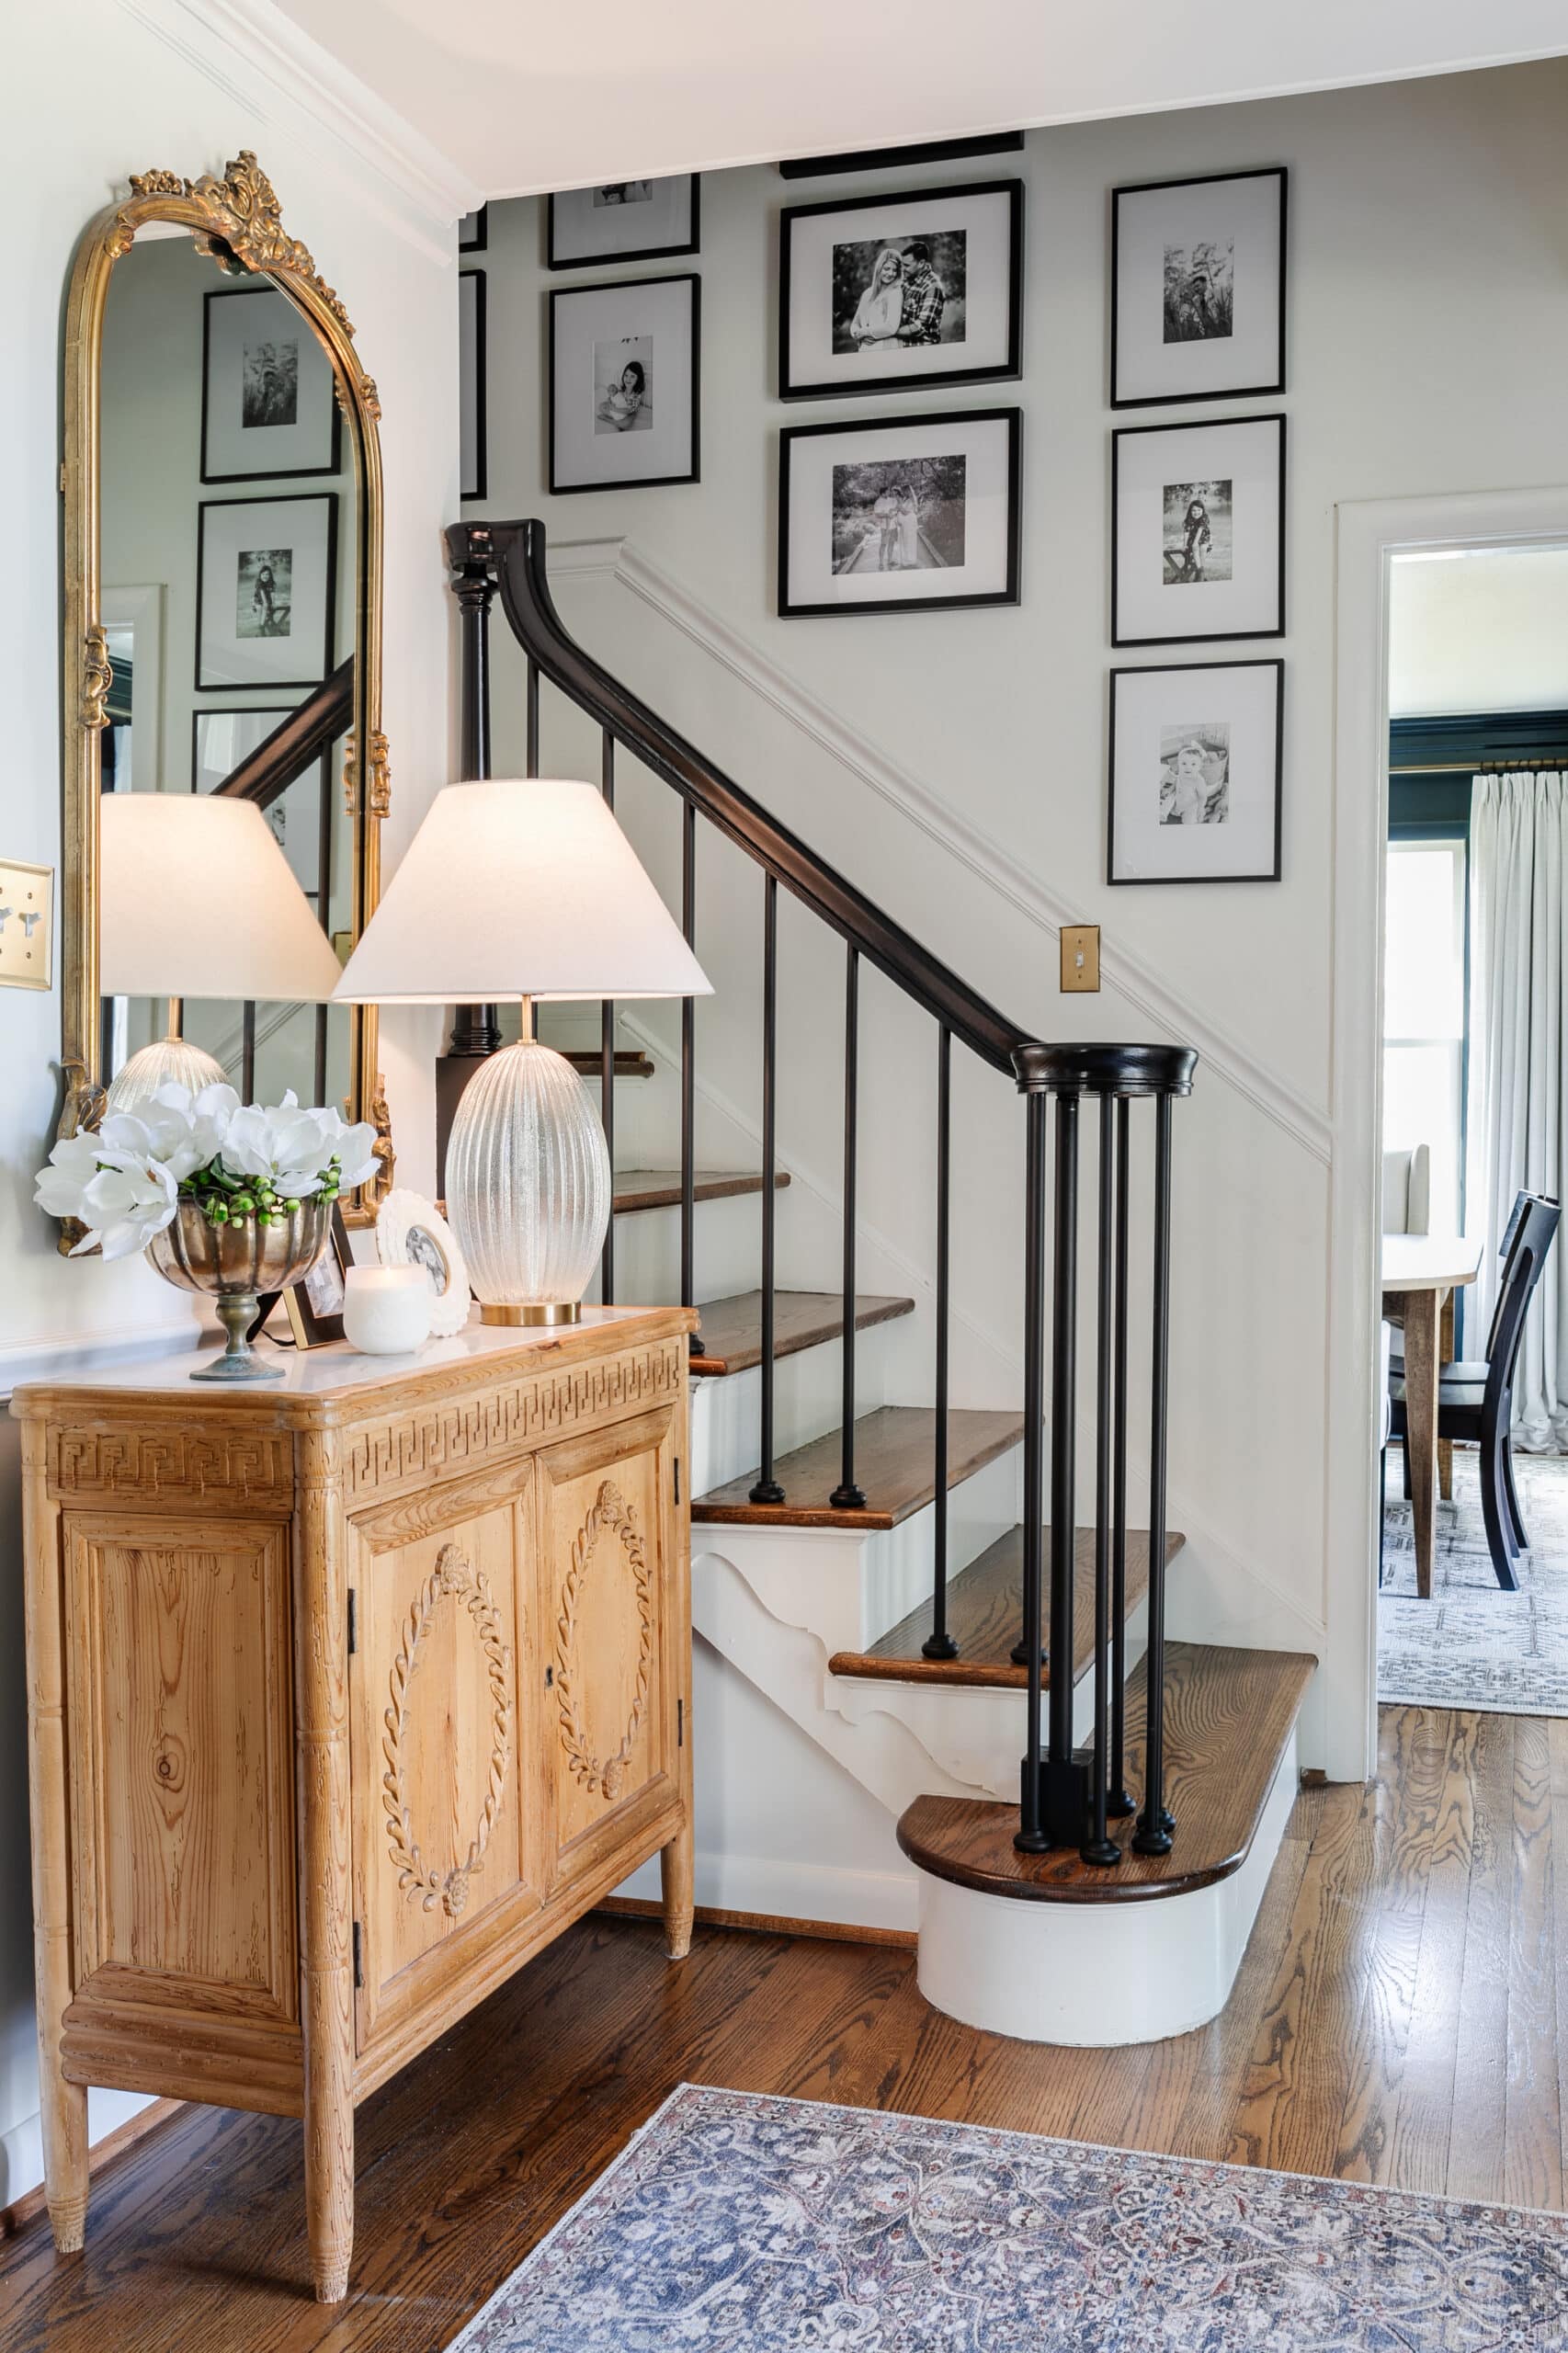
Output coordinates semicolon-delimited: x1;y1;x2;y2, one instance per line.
778;408;1020;618
1108;658;1283;885
1111;414;1285;646
1111;168;1286;408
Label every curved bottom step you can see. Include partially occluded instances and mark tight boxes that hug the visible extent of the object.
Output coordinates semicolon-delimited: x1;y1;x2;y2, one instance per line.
897;1642;1315;2046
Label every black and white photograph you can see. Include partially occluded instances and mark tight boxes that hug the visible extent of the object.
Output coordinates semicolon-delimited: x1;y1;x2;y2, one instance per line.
551;275;699;492
201;284;340;483
548;174;699;268
1112;414;1285;646
780;181;1022;400
460;268;487;500
1111;167;1286;406
195;493;336;689
1108;659;1283;884
779;409;1019;617
594;335;653;433
282;1204;354;1348
192;709;328;901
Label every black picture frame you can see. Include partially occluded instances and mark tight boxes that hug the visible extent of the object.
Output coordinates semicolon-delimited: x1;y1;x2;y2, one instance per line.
778;407;1021;620
1110;165;1288;410
1110;412;1287;649
547;176;700;270
460;267;488;502
458;204;488;252
1107;657;1284;886
199;284;342;485
778;132;1023;179
281;1202;356;1347
548;272;701;494
190;708;331;904
778;179;1024;402
193;491;337;693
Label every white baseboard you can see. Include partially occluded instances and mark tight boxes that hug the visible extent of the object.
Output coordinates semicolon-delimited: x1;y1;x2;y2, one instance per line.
0;2086;157;2215
613;1847;918;1937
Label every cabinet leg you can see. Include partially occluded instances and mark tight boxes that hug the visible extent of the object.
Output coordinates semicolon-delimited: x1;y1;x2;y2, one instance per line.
42;2069;88;2253
303;2067;354;2302
661;1822;694;1961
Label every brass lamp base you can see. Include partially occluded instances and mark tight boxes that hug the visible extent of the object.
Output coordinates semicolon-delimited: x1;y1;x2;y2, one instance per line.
480;1302;583;1328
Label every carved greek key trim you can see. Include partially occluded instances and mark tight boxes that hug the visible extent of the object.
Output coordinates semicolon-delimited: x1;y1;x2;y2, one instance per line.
50;1426;292;1509
555;1482;653;1804
381;1541;512;1918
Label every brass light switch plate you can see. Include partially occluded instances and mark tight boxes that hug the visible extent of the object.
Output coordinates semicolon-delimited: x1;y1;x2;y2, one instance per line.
1060;924;1100;993
0;860;52;991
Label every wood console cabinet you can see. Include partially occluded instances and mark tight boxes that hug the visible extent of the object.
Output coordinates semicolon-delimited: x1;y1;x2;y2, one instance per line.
13;1306;695;2302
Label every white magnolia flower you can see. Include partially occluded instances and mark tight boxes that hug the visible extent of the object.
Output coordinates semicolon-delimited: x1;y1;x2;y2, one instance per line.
32;1130;112;1219
33;1132;179;1260
333;1121;381;1189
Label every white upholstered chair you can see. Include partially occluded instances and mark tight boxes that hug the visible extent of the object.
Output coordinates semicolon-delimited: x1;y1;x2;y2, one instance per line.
1381;1143;1431;1237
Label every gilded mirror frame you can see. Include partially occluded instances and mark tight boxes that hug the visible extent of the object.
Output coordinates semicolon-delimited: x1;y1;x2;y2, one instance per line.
58;151;394;1238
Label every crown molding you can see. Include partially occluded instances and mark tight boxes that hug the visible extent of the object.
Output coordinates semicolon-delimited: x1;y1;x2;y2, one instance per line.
114;0;483;228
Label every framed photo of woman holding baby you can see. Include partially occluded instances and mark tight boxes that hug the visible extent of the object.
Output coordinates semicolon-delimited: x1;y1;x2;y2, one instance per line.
778;180;1023;400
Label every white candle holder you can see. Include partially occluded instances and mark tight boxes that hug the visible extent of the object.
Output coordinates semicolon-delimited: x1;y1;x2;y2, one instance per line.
343;1265;432;1357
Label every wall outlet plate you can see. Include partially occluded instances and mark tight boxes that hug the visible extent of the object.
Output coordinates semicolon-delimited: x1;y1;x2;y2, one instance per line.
1060;923;1100;993
0;859;52;992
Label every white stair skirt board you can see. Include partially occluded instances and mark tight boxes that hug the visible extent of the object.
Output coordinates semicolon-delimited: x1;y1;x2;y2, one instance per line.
912;1726;1300;2048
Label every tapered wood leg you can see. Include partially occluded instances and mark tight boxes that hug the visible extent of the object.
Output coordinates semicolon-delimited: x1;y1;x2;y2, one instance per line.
1437;1295;1455;1501
295;1427;355;2302
1403;1290;1439;1600
661;1821;695;1961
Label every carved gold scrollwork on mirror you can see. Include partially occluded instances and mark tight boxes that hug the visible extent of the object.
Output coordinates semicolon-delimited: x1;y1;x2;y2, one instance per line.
59;152;394;1240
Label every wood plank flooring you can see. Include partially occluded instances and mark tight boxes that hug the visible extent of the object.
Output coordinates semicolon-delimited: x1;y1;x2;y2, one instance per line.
2;1704;1564;2353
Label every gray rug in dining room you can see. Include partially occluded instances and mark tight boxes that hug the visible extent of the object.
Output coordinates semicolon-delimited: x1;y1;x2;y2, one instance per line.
1379;1446;1568;1713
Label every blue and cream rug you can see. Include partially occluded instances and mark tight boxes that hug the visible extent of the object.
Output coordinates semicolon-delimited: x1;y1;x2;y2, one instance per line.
449;2084;1568;2349
1379;1448;1568;1715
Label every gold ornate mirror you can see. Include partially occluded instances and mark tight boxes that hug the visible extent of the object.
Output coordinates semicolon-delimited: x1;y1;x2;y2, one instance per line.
58;153;393;1239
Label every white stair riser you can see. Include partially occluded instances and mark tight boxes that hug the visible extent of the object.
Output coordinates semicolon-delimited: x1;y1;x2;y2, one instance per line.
687;1324;915;1497
590;1185;809;1313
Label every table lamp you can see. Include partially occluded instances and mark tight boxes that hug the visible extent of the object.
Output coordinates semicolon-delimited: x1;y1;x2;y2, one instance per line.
101;792;345;1116
334;777;711;1324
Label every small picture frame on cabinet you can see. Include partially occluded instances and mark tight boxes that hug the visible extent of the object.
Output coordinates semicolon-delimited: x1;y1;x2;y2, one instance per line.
280;1202;357;1347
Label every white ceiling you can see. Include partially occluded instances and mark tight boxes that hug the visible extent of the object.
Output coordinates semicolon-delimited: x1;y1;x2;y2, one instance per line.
1389;546;1568;719
269;0;1568;200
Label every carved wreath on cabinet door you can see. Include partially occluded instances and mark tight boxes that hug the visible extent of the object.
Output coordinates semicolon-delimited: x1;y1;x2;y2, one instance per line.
555;1482;653;1804
382;1542;511;1918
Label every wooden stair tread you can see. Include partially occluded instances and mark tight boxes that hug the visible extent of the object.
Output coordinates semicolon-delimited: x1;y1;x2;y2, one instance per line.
828;1525;1186;1688
613;1168;790;1215
690;1290;913;1379
692;1406;1025;1531
897;1643;1316;1904
564;1049;655;1080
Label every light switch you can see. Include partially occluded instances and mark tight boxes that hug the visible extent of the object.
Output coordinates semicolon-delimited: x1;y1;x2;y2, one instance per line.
0;860;52;992
1060;924;1100;994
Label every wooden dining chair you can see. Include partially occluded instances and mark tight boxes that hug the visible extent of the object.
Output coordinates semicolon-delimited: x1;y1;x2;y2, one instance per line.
1390;1192;1560;1590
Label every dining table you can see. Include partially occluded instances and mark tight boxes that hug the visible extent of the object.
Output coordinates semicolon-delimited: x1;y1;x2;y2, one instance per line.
1381;1231;1485;1597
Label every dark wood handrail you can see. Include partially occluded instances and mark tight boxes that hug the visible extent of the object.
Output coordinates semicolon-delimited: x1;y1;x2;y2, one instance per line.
448;519;1032;1078
214;660;354;809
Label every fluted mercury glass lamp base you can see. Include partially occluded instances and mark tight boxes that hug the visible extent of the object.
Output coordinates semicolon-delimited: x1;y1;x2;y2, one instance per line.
446;1039;611;1324
107;1033;227;1120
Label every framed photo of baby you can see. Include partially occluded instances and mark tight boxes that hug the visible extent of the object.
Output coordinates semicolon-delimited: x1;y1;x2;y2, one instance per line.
1111;414;1285;646
779;181;1022;400
1108;658;1283;885
549;275;699;493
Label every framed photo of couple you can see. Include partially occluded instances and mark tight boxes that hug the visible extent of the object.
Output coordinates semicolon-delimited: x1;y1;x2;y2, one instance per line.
778;180;1023;400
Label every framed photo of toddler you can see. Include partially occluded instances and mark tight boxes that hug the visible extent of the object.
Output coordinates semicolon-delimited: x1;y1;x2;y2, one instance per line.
1111;413;1285;647
1108;658;1283;885
779;179;1023;400
549;274;700;493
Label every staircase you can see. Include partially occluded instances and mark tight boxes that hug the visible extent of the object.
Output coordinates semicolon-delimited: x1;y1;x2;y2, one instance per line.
442;518;1318;2046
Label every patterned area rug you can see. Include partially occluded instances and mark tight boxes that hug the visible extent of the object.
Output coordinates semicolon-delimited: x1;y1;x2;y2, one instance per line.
1379;1448;1568;1714
449;2083;1568;2350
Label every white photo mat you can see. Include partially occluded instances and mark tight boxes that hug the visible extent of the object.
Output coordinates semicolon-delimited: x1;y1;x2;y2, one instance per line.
781;412;1017;614
1108;660;1282;883
551;276;698;491
550;176;696;267
782;183;1019;394
196;493;335;689
202;284;339;482
1113;169;1285;405
1113;415;1284;644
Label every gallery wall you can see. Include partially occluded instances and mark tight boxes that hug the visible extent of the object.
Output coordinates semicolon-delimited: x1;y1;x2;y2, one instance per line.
0;0;461;2207
461;56;1568;1780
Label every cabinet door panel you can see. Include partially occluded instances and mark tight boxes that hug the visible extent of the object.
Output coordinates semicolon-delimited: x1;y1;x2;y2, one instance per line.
539;1406;676;1888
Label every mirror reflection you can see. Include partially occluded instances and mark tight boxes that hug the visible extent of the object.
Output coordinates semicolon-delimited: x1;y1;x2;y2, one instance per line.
97;231;358;1116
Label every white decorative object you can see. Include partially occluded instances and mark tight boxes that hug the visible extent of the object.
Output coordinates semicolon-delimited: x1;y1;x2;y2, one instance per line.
343;1265;431;1356
375;1189;472;1336
335;778;710;1325
100;793;344;1114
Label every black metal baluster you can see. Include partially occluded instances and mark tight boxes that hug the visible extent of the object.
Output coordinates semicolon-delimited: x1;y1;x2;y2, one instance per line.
242;1002;256;1101
750;875;784;1505
680;801;703;1357
437;551;501;1197
1108;1093;1135;1817
830;945;866;1510
314;737;334;1104
1041;1089;1088;1847
526;656;540;778
1015;1090;1050;1853
1134;1088;1176;1857
1083;1092;1121;1868
924;1025;959;1659
598;730;617;1303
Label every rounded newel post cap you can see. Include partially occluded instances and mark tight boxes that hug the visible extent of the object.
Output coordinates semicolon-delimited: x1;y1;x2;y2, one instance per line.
1010;1042;1199;1097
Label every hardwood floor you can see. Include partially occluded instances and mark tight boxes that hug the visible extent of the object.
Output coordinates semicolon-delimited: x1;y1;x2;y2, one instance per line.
3;1703;1564;2351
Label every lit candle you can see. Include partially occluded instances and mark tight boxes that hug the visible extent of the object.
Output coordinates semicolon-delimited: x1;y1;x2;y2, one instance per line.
343;1265;432;1356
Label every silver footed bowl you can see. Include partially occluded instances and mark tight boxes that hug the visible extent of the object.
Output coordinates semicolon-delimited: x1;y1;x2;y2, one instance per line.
147;1195;332;1382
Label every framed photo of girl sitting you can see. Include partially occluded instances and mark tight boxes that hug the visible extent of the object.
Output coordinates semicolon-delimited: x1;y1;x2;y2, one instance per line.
779;181;1023;401
550;275;700;493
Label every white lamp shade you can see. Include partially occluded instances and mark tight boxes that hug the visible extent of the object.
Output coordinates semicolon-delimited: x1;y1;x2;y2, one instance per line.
332;778;711;1005
100;792;344;1002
